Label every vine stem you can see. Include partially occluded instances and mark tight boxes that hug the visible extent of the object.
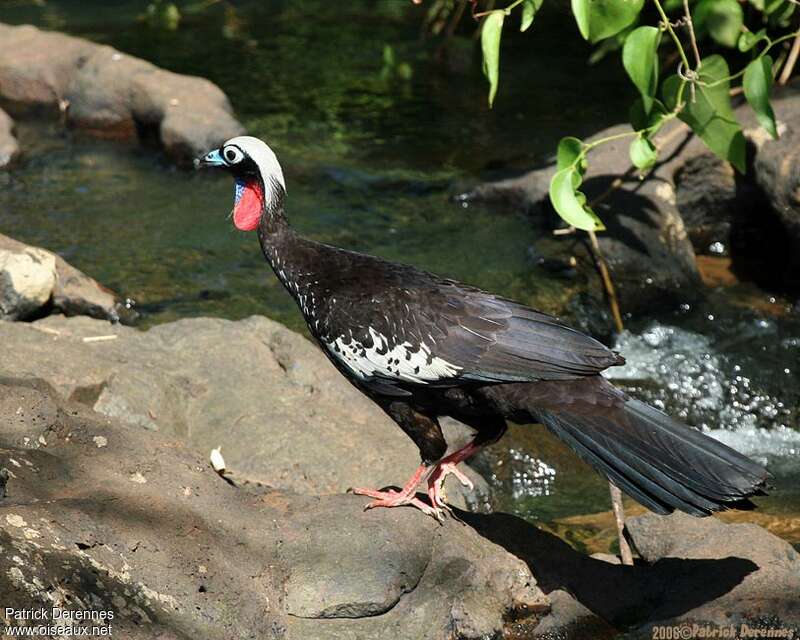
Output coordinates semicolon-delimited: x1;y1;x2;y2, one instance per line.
474;0;525;19
653;0;692;73
682;0;701;69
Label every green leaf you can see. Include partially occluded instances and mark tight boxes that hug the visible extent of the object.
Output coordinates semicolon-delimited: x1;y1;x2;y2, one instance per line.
520;0;543;32
623;26;661;114
481;11;505;107
662;55;746;173
629;137;658;170
694;0;744;48
738;29;767;52
549;168;605;231
557;136;584;171
571;0;644;43
743;55;778;139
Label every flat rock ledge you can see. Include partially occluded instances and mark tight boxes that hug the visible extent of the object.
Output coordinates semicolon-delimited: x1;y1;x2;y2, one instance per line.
0;23;244;166
0;379;547;640
0;233;132;324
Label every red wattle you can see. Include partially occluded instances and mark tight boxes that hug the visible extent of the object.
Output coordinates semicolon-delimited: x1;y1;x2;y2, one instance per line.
233;181;264;231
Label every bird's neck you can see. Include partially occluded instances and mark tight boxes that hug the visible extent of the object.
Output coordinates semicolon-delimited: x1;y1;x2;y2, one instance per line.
256;187;307;296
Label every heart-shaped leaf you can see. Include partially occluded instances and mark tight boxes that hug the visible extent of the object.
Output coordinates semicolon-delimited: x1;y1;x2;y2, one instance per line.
662;55;746;172
623;26;661;114
481;11;505;107
743;55;778;139
572;0;644;43
694;0;744;48
549;167;605;231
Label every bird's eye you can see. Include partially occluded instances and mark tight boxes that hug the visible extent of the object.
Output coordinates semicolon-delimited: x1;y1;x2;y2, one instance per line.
223;146;244;164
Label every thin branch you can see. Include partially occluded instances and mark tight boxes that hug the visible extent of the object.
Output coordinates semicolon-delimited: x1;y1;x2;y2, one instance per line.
779;29;800;85
653;0;692;73
587;230;624;334
610;483;634;565
683;0;702;69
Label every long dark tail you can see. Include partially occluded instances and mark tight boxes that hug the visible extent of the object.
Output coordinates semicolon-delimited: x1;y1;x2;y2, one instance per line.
486;378;771;516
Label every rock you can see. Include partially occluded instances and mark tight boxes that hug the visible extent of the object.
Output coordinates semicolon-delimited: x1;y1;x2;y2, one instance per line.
0;243;56;320
626;512;800;631
0;233;132;323
0;314;485;507
674;152;739;254
0;378;546;640
463;509;798;636
0;23;244;165
0;107;19;168
752;89;800;289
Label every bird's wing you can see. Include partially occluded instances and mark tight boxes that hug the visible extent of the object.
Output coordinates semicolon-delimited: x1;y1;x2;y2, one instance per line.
419;283;624;383
316;256;622;385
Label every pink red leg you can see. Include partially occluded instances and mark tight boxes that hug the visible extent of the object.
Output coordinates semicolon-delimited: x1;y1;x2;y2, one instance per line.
427;441;481;510
351;464;442;518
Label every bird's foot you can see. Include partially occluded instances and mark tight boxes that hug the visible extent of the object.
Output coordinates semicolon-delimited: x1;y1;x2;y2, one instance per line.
352;486;443;520
425;441;481;511
350;464;446;520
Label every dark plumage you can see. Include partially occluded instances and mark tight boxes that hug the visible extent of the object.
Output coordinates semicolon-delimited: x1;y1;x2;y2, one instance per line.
197;136;770;519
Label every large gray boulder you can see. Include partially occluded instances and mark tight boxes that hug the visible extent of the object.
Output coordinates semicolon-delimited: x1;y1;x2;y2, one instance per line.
0;314;484;504
0;23;244;166
0;232;131;323
0;379;547;640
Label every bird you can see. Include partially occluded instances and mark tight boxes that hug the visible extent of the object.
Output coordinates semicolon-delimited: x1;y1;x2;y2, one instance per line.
196;135;769;520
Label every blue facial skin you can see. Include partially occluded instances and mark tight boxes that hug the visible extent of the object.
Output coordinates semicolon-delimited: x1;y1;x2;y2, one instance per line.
234;179;246;204
200;149;226;167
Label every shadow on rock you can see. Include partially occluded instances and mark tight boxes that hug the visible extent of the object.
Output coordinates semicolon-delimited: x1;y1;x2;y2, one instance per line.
458;509;757;630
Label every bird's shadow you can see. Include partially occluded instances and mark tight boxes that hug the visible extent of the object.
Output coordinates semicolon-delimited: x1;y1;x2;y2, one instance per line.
455;509;758;629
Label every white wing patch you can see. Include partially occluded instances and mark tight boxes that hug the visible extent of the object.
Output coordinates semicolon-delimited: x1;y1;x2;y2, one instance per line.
326;327;461;384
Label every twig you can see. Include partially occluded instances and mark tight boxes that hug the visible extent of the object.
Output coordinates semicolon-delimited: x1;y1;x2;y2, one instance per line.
82;335;119;343
682;0;701;69
586;230;624;334
610;483;634;565
778;29;800;85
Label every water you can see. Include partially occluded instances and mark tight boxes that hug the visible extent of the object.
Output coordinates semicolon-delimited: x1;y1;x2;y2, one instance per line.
1;0;798;552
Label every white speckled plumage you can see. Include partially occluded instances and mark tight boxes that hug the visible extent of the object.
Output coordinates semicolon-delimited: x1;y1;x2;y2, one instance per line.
326;327;461;383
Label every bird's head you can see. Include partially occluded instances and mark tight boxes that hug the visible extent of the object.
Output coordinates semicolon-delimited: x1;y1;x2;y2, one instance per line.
195;136;286;232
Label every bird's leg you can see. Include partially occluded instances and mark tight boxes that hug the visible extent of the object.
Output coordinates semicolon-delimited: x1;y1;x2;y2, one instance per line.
351;401;449;519
351;464;442;518
426;440;481;510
